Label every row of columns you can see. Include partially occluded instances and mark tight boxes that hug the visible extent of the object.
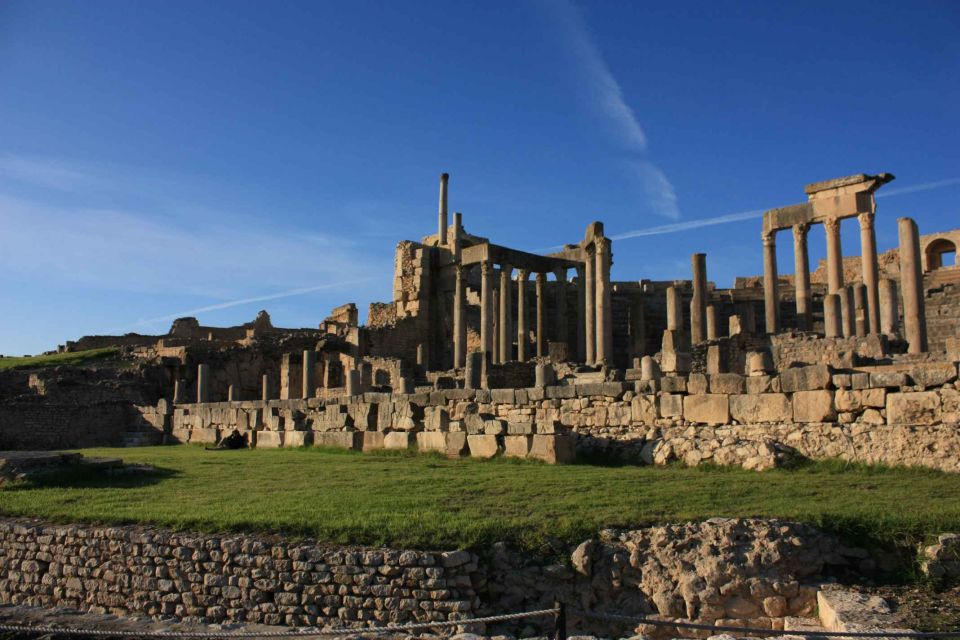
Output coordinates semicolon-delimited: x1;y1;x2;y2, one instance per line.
452;245;613;367
762;214;928;352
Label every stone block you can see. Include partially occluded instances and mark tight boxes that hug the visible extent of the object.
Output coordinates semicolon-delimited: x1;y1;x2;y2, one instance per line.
528;434;575;464
792;390;836;423
503;435;532;458
886;391;941;425
602;381;627;398
576;382;605;397
362;432;385;451
686;374;708;395
660;393;683;417
661;350;691;374
630;394;659;423
313;431;361;450
730;393;792;424
190;428;219;444
483;419;506;436
834;389;862;412
661;376;687;393
862;387;886;408
909;363;958;388
445;432;468;457
507;420;534;435
490;389;515;404
423;406;449;431
745;375;774;395
283;431;311;447
706;345;724;374
683;394;730;425
384;431;413;450
850;372;870;390
780;365;832;392
710;373;744;394
415;431;446;452
545;385;575;399
746;351;773;376
256;431;283;448
832;374;851;389
467;434;499;458
870;371;908;388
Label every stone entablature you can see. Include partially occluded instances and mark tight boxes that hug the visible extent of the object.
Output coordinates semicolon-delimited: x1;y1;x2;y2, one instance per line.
169;361;960;471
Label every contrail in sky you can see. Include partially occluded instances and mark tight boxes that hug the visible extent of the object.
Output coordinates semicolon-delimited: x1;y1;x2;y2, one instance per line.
132;279;374;328
611;177;960;241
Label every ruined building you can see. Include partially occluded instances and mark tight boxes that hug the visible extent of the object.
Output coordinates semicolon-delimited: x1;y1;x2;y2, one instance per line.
2;172;959;467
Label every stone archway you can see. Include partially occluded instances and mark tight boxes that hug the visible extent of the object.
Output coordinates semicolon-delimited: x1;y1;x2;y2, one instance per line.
924;237;957;271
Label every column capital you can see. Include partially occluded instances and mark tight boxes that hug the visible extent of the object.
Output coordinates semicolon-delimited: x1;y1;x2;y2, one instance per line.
858;212;875;230
761;230;776;246
595;236;610;254
516;268;529;280
824;217;841;233
792;222;810;240
480;260;492;276
535;272;546;284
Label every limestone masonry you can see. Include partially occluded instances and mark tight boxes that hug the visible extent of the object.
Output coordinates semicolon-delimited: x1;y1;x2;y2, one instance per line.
1;171;959;469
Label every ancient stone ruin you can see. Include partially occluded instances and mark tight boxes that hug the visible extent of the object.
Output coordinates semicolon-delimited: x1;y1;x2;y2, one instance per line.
1;171;959;469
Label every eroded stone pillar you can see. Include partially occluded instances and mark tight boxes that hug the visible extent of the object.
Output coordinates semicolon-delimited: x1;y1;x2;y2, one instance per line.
438;173;449;246
197;364;210;403
824;218;844;294
898;217;928;353
859;212;881;334
227;384;238;402
480;261;494;356
536;272;546;358
491;284;500;364
690;253;707;343
853;284;868;337
499;264;512;363
302;350;316;399
453;264;466;369
595;237;613;365
346;369;360;397
879;278;899;336
173;379;185;404
666;286;682;332
824;294;842;338
706;305;718;340
762;230;780;333
261;374;271;402
792;223;811;331
584;248;596;364
554;268;568;355
452;212;463;262
517;268;529;362
576;266;586;362
839;286;855;337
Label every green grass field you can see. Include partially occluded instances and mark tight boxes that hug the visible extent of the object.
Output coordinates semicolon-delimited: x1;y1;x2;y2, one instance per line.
0;348;120;371
0;445;957;552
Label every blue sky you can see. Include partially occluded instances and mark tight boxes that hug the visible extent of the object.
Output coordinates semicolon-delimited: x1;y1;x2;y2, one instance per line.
1;1;958;355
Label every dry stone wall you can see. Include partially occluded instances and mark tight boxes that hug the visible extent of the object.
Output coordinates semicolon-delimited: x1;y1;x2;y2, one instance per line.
171;361;960;471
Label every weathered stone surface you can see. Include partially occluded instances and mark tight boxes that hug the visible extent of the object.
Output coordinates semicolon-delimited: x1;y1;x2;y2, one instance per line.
683;394;730;425
909;363;957;388
503;435;532;458
710;373;745;395
660;393;683;418
792;390;836;423
445;432;468;457
886;391;941;425
312;431;360;450
870;371;908;388
780;365;832;392
255;431;282;448
283;431;311;447
415;430;446;452
383;431;413;449
686;374;708;395
730;394;792;424
467;434;499;458
362;431;385;451
630;394;659;423
528;434;575;463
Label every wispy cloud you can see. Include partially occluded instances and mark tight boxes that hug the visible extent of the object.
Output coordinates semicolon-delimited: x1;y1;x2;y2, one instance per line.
611;208;764;241
876;177;960;198
541;0;680;220
0;153;109;191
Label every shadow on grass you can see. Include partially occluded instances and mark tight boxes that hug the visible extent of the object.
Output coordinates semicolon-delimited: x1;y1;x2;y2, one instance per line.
2;464;180;491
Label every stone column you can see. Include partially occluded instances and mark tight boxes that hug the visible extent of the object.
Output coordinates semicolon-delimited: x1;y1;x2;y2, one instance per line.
517;268;529;362
452;212;463;262
491;283;500;364
762;230;779;333
536;272;546;358
690;253;708;343
346;369;361;397
595;237;613;365
554;268;568;354
824;294;842;338
261;374;271;402
227;384;238;402
173;379;185;404
792;223;811;331
666;286;681;331
852;283;868;337
438;173;449;246
499;264;512;363
584;247;596;364
706;305;718;340
879;278;899;336
576;266;586;362
839;286;855;337
898;217;928;353
480;260;494;356
453;264;466;369
302;350;316;399
824;217;844;294
197;364;210;403
859;212;881;334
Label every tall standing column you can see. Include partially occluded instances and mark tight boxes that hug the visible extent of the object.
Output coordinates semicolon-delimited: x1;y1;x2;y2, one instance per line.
584;248;596;364
197;364;210;403
706;305;718;340
536;273;546;358
261;374;272;402
499;264;512;363
480;261;494;356
690;253;708;343
452;212;463;262
554;268;568;355
792;223;811;331
859;212;881;334
595;237;613;365
666;286;681;331
824;294;842;338
762;230;780;333
879;278;899;336
302;350;316;399
492;282;500;364
898;217;928;353
575;266;586;362
453;264;466;368
438;173;449;246
517;269;529;362
824;218;844;294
